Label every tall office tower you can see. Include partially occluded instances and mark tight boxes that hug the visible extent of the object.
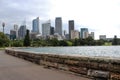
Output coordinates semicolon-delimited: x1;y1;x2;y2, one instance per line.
18;25;26;39
14;24;18;39
50;27;54;35
42;20;51;37
14;24;18;31
10;30;16;40
69;20;74;39
81;28;89;39
89;32;95;39
55;17;62;36
32;17;40;34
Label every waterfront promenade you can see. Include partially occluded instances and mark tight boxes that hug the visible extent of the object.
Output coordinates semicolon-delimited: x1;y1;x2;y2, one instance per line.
0;50;91;80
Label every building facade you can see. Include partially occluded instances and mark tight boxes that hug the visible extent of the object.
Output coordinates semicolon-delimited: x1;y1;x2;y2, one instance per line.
50;27;54;35
42;20;51;37
13;24;18;39
55;17;62;36
69;20;74;39
99;35;106;40
18;25;26;39
32;17;40;34
71;30;79;39
80;28;89;39
10;30;16;40
89;32;95;39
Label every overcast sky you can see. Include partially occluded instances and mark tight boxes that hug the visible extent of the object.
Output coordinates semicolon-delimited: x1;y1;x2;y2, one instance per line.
0;0;120;39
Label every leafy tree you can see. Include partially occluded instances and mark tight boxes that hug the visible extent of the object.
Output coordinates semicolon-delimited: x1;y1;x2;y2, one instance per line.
0;32;9;47
66;41;73;46
23;30;30;47
72;38;79;46
96;40;104;45
50;38;59;46
59;40;68;46
86;36;94;45
11;40;23;47
112;35;118;45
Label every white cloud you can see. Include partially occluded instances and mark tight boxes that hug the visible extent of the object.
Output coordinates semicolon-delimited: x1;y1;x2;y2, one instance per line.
0;0;120;39
50;0;120;39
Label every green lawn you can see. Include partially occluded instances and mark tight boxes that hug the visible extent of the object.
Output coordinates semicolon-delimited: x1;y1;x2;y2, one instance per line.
0;47;5;50
104;42;112;46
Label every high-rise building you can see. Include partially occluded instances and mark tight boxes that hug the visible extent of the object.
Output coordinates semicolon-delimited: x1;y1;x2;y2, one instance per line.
80;28;89;39
14;24;18;39
10;30;16;40
14;24;18;31
69;20;74;39
18;25;26;39
50;27;54;35
55;17;62;36
89;32;95;39
99;35;106;40
32;17;40;34
71;30;79;39
10;24;19;40
42;20;51;37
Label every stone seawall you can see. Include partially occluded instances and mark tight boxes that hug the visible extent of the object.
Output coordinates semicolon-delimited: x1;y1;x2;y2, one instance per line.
5;48;120;80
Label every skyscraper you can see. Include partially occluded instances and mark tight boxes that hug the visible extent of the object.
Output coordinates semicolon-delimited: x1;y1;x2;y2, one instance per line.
18;25;26;39
14;24;18;39
55;17;62;36
50;27;54;35
69;20;74;39
80;28;89;39
32;17;40;34
10;30;16;40
42;20;51;37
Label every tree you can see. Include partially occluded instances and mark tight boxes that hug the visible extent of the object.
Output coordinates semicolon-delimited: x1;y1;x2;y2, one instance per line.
59;40;68;46
112;35;118;45
86;36;94;45
0;32;9;47
23;30;30;47
11;40;23;47
72;38;79;46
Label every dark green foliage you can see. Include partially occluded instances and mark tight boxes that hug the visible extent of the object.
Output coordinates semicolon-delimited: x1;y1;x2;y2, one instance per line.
11;40;23;47
0;32;9;47
23;30;30;47
30;37;108;47
10;35;120;47
59;40;68;46
112;35;118;45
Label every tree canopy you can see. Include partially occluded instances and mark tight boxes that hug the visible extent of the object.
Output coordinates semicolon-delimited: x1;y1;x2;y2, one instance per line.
0;32;9;47
23;30;30;47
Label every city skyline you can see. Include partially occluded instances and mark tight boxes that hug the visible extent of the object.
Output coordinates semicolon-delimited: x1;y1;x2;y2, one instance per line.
0;0;120;39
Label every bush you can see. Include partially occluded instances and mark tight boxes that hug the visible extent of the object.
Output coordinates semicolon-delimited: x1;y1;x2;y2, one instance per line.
0;32;9;47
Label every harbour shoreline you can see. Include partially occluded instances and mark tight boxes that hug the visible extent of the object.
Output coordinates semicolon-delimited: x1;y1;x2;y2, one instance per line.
5;47;120;80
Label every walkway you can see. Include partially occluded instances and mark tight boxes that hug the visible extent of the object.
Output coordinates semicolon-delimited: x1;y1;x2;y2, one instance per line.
0;50;91;80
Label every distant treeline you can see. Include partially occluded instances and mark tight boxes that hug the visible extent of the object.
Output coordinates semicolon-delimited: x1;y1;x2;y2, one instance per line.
9;36;120;47
0;31;120;47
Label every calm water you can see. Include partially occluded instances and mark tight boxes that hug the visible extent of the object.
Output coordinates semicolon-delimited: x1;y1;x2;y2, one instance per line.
19;46;120;58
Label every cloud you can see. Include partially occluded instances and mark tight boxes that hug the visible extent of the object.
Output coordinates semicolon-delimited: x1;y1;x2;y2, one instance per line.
49;0;120;39
0;0;120;39
0;0;51;33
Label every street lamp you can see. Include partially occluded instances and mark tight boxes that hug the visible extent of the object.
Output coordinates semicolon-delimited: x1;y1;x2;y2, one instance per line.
2;22;5;34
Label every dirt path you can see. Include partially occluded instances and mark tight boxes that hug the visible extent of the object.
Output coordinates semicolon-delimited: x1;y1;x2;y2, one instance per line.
0;50;91;80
